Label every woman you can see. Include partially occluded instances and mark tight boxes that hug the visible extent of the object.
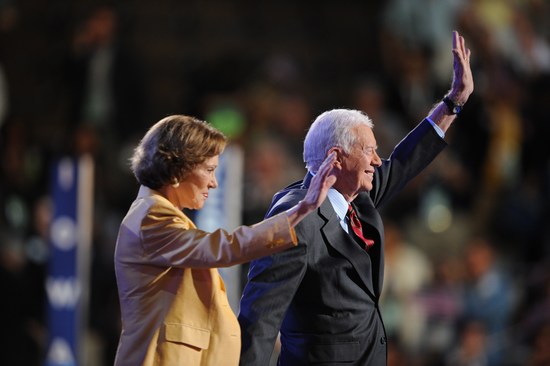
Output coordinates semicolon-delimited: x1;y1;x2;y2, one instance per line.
113;115;336;366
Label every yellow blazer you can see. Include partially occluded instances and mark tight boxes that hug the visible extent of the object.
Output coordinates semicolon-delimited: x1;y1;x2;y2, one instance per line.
114;186;297;366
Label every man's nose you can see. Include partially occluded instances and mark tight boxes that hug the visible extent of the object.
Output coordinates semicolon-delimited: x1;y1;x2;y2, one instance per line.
372;151;382;166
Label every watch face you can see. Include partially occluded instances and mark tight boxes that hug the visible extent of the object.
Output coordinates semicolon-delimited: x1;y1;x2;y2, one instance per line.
443;97;461;114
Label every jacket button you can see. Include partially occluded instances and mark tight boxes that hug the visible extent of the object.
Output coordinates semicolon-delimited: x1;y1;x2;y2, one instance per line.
380;336;387;345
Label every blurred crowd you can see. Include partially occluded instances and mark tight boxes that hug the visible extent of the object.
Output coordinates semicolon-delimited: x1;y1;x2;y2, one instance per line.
0;1;549;365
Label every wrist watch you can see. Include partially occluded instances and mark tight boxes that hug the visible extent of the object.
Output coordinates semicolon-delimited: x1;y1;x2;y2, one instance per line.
442;96;462;114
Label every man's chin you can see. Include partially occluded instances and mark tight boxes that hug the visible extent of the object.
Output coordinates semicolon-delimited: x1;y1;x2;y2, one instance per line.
360;184;373;193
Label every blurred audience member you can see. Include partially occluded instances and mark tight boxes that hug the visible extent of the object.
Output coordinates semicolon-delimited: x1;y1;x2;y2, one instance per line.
445;319;489;366
0;231;45;366
416;256;464;365
461;236;518;365
65;4;147;210
381;219;433;353
526;321;550;366
351;76;406;159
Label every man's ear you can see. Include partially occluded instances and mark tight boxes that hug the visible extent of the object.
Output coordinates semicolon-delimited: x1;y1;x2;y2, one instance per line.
328;147;342;168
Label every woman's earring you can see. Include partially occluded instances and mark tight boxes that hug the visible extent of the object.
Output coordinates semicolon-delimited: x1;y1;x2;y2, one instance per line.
172;181;180;188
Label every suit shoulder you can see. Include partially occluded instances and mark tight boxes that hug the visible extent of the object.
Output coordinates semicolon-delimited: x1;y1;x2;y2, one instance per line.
267;188;307;218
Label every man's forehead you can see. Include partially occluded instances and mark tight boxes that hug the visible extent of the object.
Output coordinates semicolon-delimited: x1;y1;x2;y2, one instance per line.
352;125;376;145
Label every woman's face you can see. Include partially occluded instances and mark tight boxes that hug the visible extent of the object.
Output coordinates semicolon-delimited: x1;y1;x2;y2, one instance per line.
174;155;219;210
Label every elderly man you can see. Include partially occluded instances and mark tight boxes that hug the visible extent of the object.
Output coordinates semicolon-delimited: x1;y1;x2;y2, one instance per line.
238;31;473;366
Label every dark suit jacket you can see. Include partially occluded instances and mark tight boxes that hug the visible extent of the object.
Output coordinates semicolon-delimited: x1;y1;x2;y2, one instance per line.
238;119;447;366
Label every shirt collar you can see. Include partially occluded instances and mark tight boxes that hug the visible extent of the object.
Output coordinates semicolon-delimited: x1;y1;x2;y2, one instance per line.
309;169;348;223
327;188;349;222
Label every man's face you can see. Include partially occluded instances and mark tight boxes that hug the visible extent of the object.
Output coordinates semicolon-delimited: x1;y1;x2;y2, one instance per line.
332;125;382;201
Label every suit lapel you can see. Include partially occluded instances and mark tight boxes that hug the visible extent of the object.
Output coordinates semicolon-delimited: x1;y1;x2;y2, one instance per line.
352;196;384;297
318;200;377;301
303;173;383;298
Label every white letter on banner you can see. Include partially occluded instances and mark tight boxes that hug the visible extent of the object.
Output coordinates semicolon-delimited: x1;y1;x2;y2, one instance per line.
46;337;75;365
46;277;81;309
58;157;74;191
50;216;77;251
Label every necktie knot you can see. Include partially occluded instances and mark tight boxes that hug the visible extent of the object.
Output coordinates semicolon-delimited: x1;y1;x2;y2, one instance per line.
347;204;375;250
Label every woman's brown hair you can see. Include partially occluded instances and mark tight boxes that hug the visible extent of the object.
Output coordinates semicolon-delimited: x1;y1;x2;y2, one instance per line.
131;115;227;189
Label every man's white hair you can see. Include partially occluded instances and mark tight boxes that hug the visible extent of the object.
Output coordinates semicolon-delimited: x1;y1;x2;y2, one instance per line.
303;109;374;172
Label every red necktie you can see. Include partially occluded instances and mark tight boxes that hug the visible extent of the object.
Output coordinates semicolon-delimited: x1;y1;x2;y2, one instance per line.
347;204;375;250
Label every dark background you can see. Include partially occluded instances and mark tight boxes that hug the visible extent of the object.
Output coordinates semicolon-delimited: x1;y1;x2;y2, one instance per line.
0;1;549;365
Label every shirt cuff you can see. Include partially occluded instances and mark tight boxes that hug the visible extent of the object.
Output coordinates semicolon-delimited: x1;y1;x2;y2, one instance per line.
427;117;445;138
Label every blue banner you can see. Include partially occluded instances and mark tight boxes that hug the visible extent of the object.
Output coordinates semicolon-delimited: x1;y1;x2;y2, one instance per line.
45;156;93;366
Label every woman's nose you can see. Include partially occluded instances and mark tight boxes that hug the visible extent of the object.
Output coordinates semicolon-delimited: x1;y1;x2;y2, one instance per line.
210;176;218;188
